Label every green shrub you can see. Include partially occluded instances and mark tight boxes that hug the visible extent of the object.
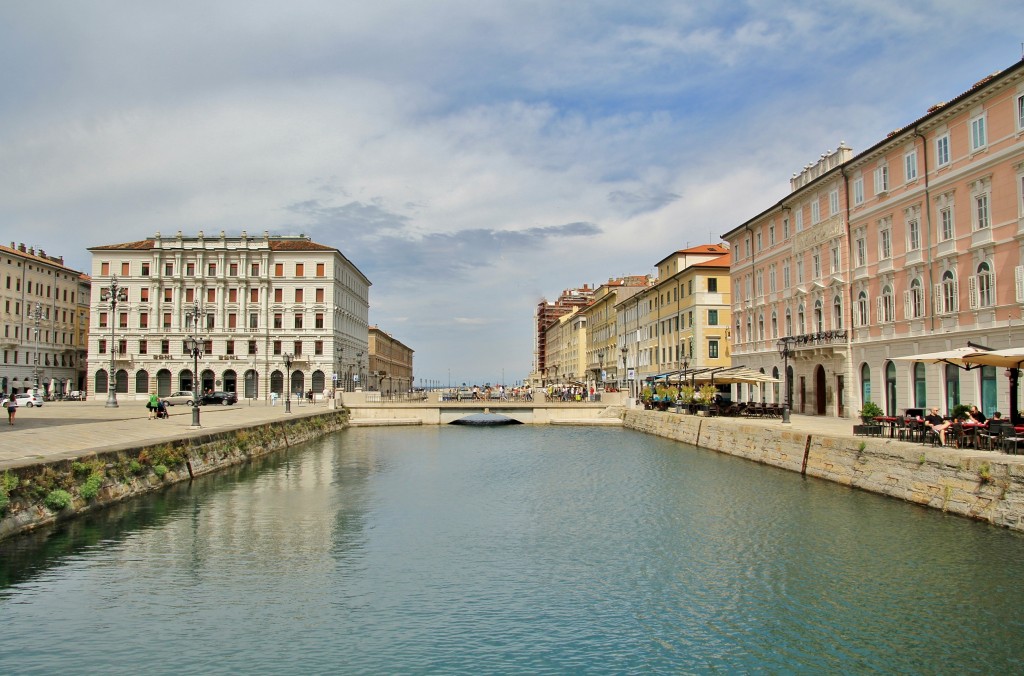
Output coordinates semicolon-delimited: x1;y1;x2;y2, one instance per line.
1;471;17;493
0;490;8;515
859;401;884;419
153;464;168;478
71;461;91;477
79;473;103;500
129;459;143;475
45;489;73;512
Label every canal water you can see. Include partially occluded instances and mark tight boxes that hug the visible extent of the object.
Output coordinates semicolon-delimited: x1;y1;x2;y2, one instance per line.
2;426;1023;673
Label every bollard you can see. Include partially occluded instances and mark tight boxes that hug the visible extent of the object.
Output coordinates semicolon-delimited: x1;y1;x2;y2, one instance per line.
782;404;791;424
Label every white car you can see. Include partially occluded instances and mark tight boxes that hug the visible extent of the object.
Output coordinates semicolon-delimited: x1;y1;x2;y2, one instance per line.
163;391;197;406
15;393;44;407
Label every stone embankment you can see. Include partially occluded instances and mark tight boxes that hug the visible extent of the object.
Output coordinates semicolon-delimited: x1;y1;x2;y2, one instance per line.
623;410;1024;531
0;411;347;542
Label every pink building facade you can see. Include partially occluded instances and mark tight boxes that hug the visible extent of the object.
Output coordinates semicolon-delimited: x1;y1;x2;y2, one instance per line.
724;58;1024;418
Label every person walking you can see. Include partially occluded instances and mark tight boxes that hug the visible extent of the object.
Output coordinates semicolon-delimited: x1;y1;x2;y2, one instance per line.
148;392;159;420
7;396;18;425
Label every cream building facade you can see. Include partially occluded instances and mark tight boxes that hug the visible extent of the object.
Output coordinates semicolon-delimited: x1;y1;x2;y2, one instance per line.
368;326;414;394
582;276;651;393
87;231;370;402
1;242;89;397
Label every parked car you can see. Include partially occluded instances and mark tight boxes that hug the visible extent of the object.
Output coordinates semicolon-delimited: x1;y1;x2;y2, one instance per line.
67;390;85;401
15;393;44;407
164;391;197;406
200;391;238;406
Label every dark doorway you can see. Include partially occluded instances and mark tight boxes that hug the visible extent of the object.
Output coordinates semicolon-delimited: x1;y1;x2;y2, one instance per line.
815;365;826;415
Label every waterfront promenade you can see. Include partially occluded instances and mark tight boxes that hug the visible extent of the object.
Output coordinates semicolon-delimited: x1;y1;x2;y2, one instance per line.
0;399;331;471
0;398;934;471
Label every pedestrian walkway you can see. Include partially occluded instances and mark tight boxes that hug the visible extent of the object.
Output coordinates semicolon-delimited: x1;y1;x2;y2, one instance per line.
0;398;332;470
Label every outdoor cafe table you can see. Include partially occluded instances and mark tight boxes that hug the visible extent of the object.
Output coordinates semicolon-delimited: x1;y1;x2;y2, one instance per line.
961;421;986;448
873;416;898;438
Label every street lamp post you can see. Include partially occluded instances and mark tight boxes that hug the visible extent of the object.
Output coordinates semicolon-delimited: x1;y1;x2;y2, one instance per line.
777;336;796;424
283;353;293;413
184;301;205;428
620;346;628;397
597;351;604;398
101;277;128;408
32;302;42;399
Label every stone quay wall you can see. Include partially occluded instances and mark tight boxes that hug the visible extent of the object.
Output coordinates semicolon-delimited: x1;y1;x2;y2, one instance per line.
0;411;348;542
623;411;1024;531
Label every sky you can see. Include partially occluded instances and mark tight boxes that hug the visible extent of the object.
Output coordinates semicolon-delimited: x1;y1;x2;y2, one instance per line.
2;1;1023;386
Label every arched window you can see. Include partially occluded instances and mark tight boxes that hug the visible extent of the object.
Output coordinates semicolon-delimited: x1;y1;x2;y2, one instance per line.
135;370;149;394
771;311;778;339
115;369;128;394
179;369;193;392
746;315;752;343
914;362;926;408
975;261;994;308
860;363;871;408
290;370;305;396
881;284;894;323
270;370;284;395
885;361;897;416
908;278;923;319
797;304;805;334
312;370;326;392
942;270;958;314
832;295;842;330
857;290;868;326
772;366;780;403
813;300;823;332
945;363;960;414
758;313;765;341
95;369;108;396
785;308;793;337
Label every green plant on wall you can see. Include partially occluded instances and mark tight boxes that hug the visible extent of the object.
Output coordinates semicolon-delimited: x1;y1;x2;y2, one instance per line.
79;473;104;501
680;384;695;403
45;489;72;512
698;384;718;403
978;462;992;484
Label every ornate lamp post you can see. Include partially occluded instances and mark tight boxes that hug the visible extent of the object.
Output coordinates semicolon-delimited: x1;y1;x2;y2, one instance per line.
621;346;628;396
32;302;42;398
777;336;796;424
283;353;293;413
597;351;604;398
101;277;128;408
184;301;205;428
356;350;364;390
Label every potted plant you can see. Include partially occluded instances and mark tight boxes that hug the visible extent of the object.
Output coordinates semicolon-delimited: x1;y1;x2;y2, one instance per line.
859;401;883;423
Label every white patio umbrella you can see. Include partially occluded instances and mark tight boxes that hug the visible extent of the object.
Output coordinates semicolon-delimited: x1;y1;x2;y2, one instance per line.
892;346;984;370
960;347;1024;424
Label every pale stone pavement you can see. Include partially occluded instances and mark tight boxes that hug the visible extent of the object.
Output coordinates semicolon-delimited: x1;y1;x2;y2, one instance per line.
0;398;331;470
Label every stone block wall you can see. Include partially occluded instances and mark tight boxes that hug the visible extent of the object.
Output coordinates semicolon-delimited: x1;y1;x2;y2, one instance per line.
623;411;1024;531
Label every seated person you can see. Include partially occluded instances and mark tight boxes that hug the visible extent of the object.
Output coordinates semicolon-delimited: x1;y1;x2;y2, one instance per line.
968;405;987;423
924;407;952;444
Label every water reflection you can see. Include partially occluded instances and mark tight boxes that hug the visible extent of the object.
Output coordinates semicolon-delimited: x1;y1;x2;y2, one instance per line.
1;425;1023;674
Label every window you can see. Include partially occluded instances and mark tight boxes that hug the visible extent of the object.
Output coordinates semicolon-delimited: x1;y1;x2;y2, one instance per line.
940;207;954;241
164;288;173;303
248;340;257;355
164;262;173;276
970;114;987;151
294;289;304;303
880;285;894;323
812;253;821;279
758;314;765;340
315;312;324;329
294;341;302;356
121;262;130;276
783;218;790;239
771;311;778;338
100;262;109;276
316;263;325;277
295;263;304;277
163;312;171;329
707;309;718;326
874;165;889;194
274;263;283;277
940;270;958;314
971;262;995;308
783;263;791;289
853;178;864;205
250;288;259;303
855;235;867;267
830;245;840;274
139;312;148;329
314;341;323;356
207;263;216;276
228;313;237;329
795;209;803;232
294;313;303;329
273;313;283;329
1018;93;1024;131
901;147;921;183
251;263;260;276
141;262;150;276
975;193;990;229
769;225;775;245
274;288;283;302
708;340;719;359
206;289;215;303
813;300;823;332
936;134;950;167
880;227;892;260
229;263;238;276
833;295;842;330
139;340;147;355
140;287;149;302
907;278;923;319
185;288;195;303
226;340;235;356
98;312;108;328
186;262;195;276
907;219;920;251
785;309;793;336
273;340;282;355
99;339;106;354
810;200;820;224
829;189;839;216
756;231;762;251
249;313;258;329
161;339;169;355
228;289;237;303
707;278;717;293
857;291;869;326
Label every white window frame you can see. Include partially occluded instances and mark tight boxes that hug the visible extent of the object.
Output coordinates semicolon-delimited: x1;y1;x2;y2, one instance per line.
936;271;959;315
1018;93;1024;131
974;193;990;230
853;177;864;206
880;226;892;260
829;189;840;216
904;149;918;182
769;224;775;246
795;209;804;232
874;165;889;195
940;206;954;241
783;263;791;289
970;114;987;152
969;262;995;309
905;278;923;319
936;134;950;167
812;252;821;280
810;199;820;225
907;218;921;251
855;235;866;267
831;244;840;274
856;291;869;327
